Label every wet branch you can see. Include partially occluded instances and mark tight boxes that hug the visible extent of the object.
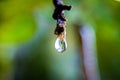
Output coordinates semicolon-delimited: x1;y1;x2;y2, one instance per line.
52;0;72;35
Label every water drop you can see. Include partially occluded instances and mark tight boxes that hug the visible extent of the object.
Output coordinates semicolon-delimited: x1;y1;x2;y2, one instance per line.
55;37;67;53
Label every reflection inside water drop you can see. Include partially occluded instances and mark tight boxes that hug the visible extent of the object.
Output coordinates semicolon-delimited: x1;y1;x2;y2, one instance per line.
55;37;67;53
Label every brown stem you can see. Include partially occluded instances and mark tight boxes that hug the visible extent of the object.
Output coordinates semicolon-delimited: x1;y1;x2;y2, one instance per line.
52;0;72;35
53;0;72;21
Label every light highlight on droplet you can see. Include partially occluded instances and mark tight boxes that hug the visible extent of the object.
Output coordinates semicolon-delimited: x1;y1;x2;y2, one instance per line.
55;37;67;53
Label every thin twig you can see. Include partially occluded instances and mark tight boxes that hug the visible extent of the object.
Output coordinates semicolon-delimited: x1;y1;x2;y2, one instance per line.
52;0;72;35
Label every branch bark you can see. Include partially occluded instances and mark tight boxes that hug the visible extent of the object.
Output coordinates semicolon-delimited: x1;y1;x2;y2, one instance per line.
52;0;72;35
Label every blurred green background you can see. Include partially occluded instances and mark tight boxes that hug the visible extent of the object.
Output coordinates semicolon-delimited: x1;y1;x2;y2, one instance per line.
0;0;120;80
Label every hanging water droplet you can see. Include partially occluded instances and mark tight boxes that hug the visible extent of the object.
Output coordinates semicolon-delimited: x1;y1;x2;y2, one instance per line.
55;37;67;53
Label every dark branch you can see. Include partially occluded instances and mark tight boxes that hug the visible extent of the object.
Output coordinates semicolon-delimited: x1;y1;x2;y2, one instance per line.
52;0;72;35
52;0;72;21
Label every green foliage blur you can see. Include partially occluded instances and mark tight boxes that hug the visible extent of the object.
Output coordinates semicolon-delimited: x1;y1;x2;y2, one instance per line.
0;0;120;80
